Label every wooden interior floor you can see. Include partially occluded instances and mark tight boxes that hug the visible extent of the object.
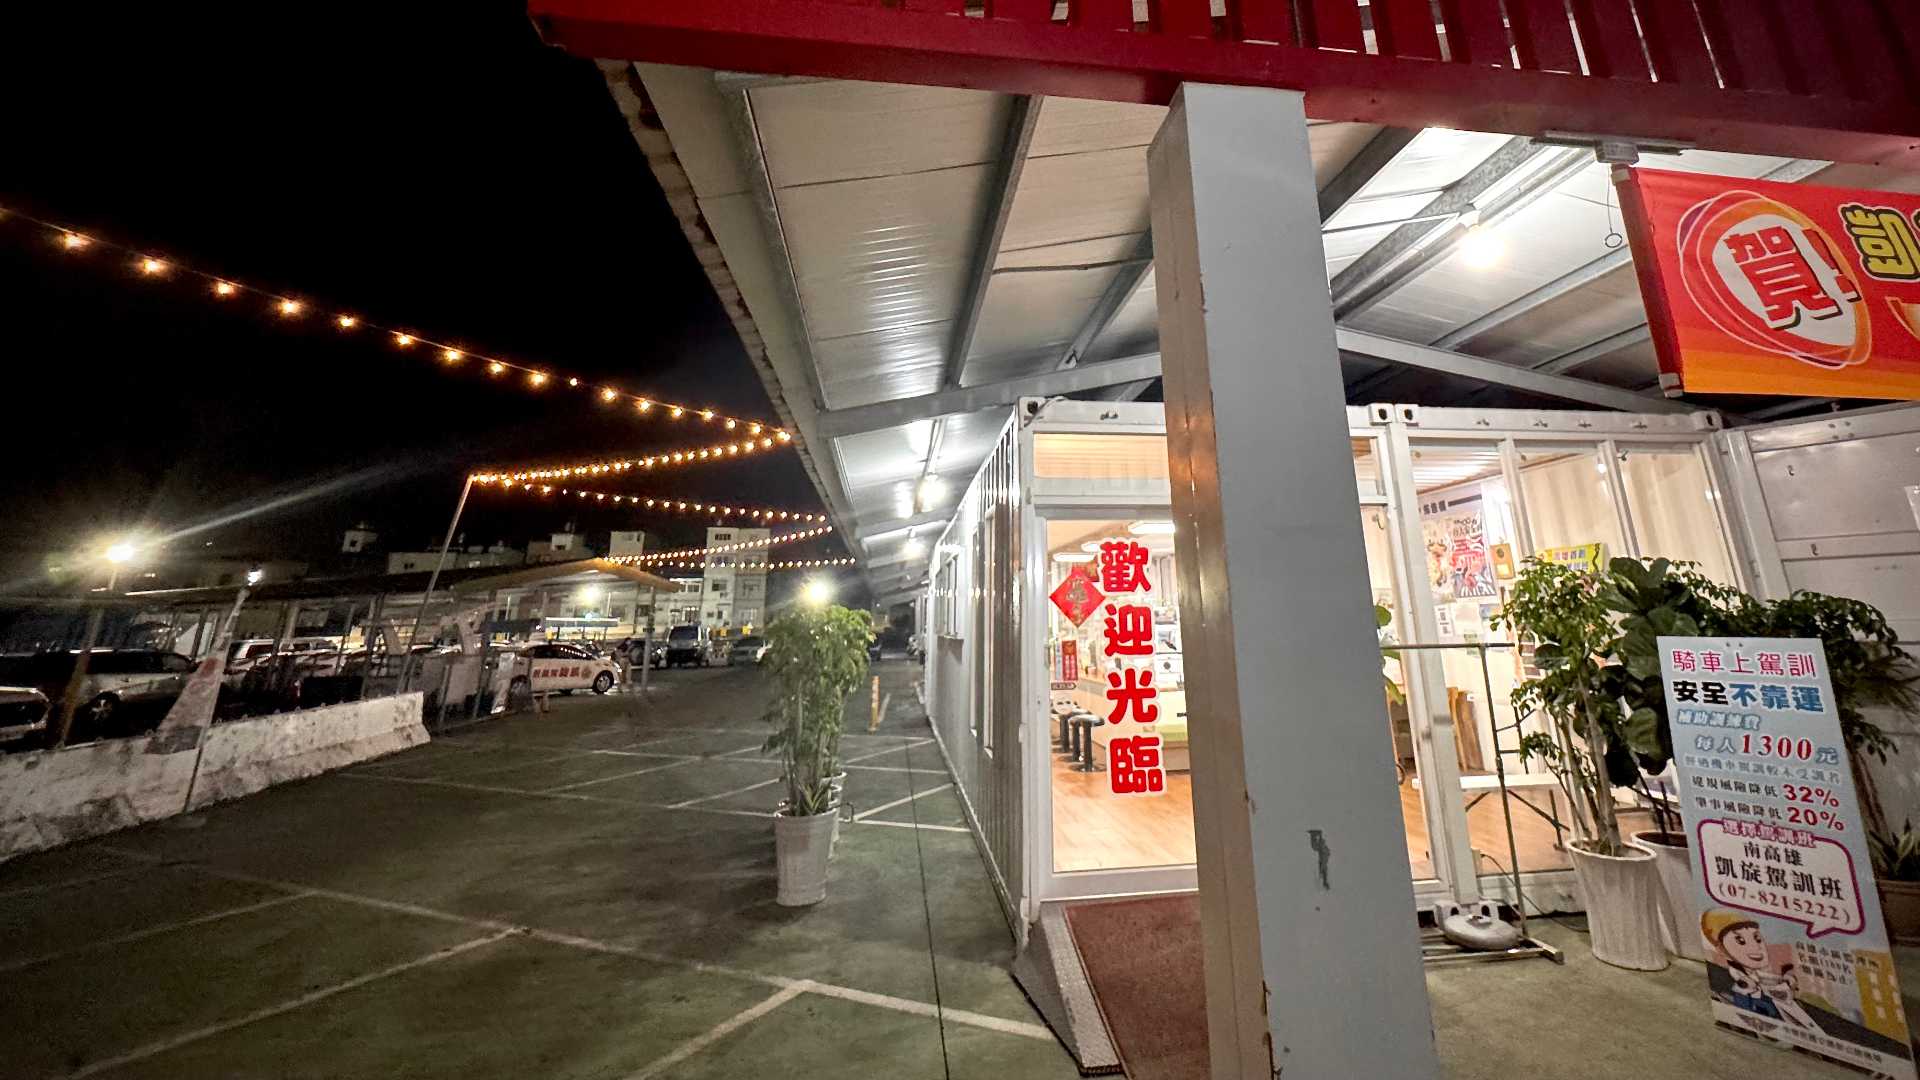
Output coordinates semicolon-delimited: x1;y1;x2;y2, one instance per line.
1051;754;1641;881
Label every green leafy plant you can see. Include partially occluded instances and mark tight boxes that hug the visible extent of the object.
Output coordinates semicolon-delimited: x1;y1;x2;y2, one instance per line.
1598;557;1743;839
1503;554;1918;853
761;604;875;817
1376;603;1404;707
1496;558;1646;856
1711;590;1916;837
1872;822;1920;883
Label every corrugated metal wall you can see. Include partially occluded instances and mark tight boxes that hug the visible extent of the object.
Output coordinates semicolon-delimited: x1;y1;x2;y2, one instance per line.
925;418;1025;929
1720;404;1920;830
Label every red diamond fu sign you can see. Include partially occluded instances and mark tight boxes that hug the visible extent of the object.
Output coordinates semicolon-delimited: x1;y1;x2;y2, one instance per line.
1049;566;1104;627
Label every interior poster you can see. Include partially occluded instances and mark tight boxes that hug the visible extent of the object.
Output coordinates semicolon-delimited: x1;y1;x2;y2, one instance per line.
1423;506;1496;601
1659;636;1916;1078
1617;168;1920;400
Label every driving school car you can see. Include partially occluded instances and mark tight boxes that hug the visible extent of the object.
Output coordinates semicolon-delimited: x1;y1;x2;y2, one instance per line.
510;643;620;697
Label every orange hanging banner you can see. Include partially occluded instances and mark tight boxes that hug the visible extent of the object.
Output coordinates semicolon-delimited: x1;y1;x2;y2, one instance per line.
1617;168;1920;401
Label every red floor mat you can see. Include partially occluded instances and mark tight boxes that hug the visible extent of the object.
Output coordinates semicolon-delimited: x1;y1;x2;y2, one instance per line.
1064;894;1208;1080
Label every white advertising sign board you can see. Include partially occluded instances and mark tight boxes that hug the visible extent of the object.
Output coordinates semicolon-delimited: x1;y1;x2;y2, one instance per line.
1660;636;1915;1078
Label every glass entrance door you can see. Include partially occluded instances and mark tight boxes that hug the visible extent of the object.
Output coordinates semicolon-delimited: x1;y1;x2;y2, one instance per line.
1031;436;1435;901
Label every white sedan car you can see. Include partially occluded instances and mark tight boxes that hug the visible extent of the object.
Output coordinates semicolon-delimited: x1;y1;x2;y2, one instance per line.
510;642;620;699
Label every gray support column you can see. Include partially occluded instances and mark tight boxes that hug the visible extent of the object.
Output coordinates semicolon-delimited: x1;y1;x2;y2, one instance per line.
1148;84;1439;1080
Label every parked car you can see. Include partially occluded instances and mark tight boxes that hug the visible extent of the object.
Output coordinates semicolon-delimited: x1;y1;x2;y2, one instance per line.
0;686;50;749
507;641;620;703
727;634;768;666
0;650;195;740
664;624;712;668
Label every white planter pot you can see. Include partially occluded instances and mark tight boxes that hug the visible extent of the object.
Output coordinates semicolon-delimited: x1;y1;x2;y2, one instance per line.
1569;843;1669;971
773;809;838;907
1631;831;1708;962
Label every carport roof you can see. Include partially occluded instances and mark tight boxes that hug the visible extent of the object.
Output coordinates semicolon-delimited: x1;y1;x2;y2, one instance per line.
123;559;681;608
596;63;1920;604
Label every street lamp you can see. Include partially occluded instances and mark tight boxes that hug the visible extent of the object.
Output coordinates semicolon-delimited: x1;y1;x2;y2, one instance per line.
803;579;834;607
56;538;142;745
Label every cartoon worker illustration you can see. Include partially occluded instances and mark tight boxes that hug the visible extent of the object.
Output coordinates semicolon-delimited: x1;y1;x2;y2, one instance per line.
1702;911;1819;1030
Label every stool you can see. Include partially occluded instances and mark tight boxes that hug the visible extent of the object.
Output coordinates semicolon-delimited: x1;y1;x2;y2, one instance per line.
1056;709;1076;755
1069;715;1104;773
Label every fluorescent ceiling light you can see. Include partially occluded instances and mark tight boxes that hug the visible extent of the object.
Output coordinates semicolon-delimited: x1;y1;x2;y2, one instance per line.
1127;520;1176;536
1460;227;1505;270
1053;552;1095;564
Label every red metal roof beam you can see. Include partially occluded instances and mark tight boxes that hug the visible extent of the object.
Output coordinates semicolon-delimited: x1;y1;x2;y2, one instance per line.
529;0;1920;170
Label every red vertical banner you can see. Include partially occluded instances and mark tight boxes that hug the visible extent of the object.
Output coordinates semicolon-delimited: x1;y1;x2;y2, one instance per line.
1060;638;1079;683
1617;168;1920;400
1097;539;1165;796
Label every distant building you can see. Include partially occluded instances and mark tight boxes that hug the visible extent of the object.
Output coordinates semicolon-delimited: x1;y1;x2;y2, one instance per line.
526;531;586;564
699;526;769;632
341;523;379;554
608;530;657;559
387;542;522;574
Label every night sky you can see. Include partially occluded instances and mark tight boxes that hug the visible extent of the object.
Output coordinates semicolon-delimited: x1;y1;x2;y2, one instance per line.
0;6;828;585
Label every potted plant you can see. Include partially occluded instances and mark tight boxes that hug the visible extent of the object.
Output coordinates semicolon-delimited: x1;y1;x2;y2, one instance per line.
761;602;874;907
1871;821;1920;945
1598;556;1741;962
1499;558;1668;970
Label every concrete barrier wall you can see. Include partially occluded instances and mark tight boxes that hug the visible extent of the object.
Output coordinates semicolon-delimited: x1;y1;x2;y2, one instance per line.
186;693;428;810
0;692;426;861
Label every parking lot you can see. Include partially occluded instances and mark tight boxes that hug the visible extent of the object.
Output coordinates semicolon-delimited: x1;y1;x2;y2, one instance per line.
1;661;1078;1079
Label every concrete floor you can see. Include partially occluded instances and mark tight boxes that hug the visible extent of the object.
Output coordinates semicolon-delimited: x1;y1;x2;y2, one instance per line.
2;659;1911;1078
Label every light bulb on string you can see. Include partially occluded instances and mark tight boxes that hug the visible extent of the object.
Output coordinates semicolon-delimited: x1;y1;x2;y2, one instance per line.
8;201;802;441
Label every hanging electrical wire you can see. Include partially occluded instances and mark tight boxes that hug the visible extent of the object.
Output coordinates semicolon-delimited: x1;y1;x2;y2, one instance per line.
468;428;795;484
470;479;825;523
603;526;835;565
7;205;790;438
643;557;858;572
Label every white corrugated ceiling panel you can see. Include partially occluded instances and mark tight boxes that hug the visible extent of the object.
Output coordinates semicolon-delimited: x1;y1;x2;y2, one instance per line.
1028;97;1164;158
1568;338;1661;388
1001;145;1152;256
751;81;1009;188
1309;122;1389;188
1324;128;1512;231
1345;148;1803;363
1467;262;1646;366
836;420;934;492
967;262;1130;371
1085;271;1157;363
777;165;991;340
931;407;1011;475
813;321;949;410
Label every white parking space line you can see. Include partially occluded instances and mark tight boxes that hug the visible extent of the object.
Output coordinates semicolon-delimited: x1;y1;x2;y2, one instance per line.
0;891;314;974
429;752;584;781
98;850;1051;1044
622;983;809;1080
800;981;1054;1041
587;749;699;761
851;783;954;822
342;772;615;805
851;819;971;835
68;930;516;1077
669;777;781;809
841;739;932;765
545;757;699;792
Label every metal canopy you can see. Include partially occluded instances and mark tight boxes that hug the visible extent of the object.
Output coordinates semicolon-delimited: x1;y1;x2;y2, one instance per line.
595;64;1920;598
